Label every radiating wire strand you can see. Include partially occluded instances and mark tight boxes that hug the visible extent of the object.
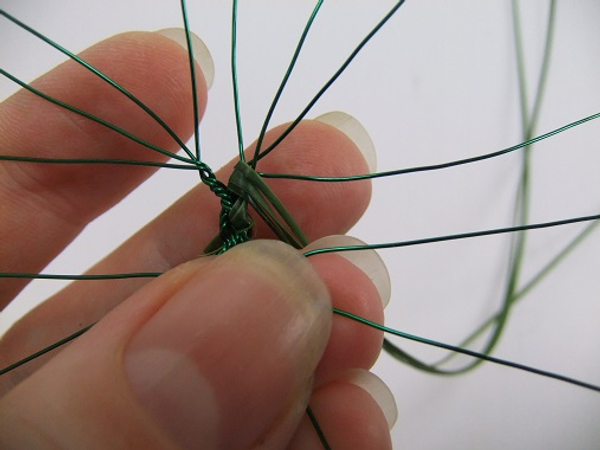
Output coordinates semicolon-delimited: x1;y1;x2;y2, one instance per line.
230;0;245;162
258;110;600;182
0;9;198;163
1;69;197;165
180;0;203;161
335;308;600;393
252;0;325;168
250;0;407;164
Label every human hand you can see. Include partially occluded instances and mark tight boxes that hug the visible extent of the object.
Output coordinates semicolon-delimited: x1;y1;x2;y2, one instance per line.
0;30;396;448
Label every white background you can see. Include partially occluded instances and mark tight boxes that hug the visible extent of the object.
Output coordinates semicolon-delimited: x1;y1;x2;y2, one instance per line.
2;1;600;449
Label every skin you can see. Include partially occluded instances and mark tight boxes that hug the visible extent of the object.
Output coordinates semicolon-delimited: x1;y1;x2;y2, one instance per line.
0;32;392;449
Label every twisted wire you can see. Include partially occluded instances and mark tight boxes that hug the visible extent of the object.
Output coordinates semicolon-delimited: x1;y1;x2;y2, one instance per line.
197;162;253;254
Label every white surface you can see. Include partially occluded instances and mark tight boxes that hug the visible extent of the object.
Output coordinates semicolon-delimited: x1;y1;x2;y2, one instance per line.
1;2;600;449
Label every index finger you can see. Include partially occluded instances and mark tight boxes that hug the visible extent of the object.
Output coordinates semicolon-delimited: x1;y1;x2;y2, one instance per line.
0;30;209;306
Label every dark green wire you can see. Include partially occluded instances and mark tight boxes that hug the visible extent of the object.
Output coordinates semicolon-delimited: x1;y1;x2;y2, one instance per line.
230;0;245;162
179;0;203;162
433;0;592;367
258;110;600;182
5;303;600;394
3;211;597;283
410;0;559;372
0;154;200;171
251;0;325;168
0;9;198;163
0;323;96;376
306;406;332;450
250;0;407;164
0;69;197;166
0;272;160;281
303;213;600;257
334;308;600;393
450;0;558;372
404;0;557;376
434;219;600;365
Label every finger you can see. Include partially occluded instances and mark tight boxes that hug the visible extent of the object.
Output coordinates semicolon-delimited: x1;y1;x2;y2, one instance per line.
0;30;209;305
306;236;390;384
1;114;374;383
288;370;396;450
0;241;332;449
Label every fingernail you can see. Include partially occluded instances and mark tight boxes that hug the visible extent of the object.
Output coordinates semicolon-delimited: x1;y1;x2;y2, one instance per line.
305;235;391;308
315;111;376;172
157;28;215;90
124;240;331;449
343;369;398;430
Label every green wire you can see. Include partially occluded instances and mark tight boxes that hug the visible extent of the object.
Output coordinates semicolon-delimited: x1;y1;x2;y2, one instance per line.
334;308;600;393
0;9;198;163
433;219;600;365
1;69;197;166
418;0;559;373
4;303;600;394
0;323;96;376
303;213;600;257
258;110;600;182
179;0;202;162
0;154;200;171
250;0;407;165
3;212;597;282
306;405;332;450
251;0;325;168
230;0;245;162
0;272;160;281
458;0;558;372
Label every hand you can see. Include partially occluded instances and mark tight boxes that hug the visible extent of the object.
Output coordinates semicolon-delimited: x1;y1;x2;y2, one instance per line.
0;30;395;448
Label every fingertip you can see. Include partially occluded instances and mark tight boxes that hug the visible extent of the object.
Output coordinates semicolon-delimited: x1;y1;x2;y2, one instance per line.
315;111;377;173
288;373;393;450
246;120;373;241
306;235;391;309
304;235;386;382
156;28;215;90
341;369;398;430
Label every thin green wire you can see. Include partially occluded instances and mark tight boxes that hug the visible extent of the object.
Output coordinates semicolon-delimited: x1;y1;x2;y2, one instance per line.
414;0;557;375
303;213;600;257
450;0;558;370
258;110;600;182
2;210;597;283
5;300;600;395
0;154;200;170
434;219;600;363
250;0;407;164
1;69;197;166
333;308;600;393
0;323;96;376
251;0;325;168
419;0;559;371
230;0;245;162
306;406;332;450
0;272;160;281
0;9;198;163
180;0;202;162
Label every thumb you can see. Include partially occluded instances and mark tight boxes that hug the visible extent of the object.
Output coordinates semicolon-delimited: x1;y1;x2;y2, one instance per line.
0;240;332;449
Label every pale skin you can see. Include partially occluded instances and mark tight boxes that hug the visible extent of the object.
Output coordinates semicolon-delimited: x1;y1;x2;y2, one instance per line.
0;32;392;448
